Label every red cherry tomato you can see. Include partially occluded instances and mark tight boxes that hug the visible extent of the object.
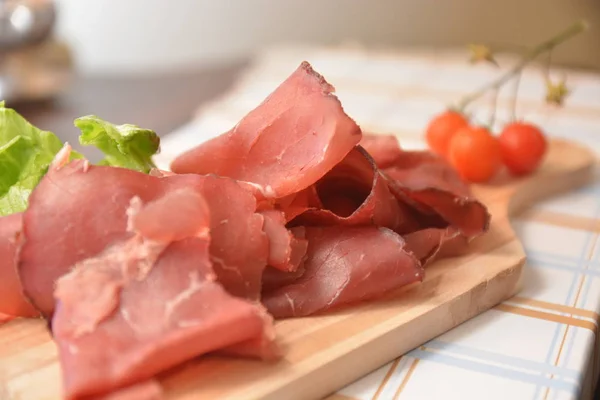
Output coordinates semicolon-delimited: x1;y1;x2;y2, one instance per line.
448;125;502;183
425;110;469;157
499;122;548;176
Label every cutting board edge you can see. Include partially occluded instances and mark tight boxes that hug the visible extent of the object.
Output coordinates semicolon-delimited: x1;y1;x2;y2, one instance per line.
258;249;526;400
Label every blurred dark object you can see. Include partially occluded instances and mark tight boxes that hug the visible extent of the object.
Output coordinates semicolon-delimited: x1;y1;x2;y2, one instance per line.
14;62;245;162
0;0;73;103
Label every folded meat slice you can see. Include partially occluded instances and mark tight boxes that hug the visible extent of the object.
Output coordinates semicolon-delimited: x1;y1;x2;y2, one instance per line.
292;147;417;233
359;133;403;169
170;61;362;199
53;190;274;399
403;227;470;267
262;264;307;293
192;175;268;300
19;150;269;315
0;213;38;319
262;226;424;318
274;185;323;222
261;227;309;292
20;159;166;317
260;210;308;272
215;305;280;361
382;150;490;238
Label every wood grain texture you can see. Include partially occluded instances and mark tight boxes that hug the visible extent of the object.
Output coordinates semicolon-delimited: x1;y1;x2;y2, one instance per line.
0;138;595;400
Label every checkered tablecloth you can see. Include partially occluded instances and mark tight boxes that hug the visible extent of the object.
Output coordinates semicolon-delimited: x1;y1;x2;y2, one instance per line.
154;45;600;400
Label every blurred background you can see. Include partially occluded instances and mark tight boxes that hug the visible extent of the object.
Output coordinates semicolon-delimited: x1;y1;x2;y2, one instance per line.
1;0;598;143
55;0;600;75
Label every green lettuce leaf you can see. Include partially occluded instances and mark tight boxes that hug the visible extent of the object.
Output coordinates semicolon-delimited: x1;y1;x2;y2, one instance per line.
0;103;82;216
76;115;159;173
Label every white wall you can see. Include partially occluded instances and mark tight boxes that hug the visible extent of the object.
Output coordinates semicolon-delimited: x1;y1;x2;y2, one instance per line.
54;0;600;75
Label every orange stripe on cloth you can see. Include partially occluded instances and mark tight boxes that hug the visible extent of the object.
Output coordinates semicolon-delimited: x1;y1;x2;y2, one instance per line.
509;296;600;322
372;358;402;400
495;304;597;333
393;359;419;400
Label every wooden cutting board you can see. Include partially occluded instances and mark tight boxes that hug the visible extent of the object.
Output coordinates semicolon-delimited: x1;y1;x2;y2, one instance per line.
0;138;595;400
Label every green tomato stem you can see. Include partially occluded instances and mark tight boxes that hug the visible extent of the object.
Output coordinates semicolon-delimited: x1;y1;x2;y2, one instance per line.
457;20;588;111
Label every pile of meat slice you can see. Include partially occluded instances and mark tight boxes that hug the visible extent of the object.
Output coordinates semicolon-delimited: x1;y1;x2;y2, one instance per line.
0;61;489;399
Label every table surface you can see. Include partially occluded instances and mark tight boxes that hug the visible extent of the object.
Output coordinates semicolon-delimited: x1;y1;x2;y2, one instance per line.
9;50;600;400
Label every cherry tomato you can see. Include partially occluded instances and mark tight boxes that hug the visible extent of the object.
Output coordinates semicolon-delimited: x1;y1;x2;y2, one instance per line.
425;110;469;157
448;125;502;183
499;122;547;176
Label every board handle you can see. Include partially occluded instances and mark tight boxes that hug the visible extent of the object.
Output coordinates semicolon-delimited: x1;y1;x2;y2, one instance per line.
473;138;596;217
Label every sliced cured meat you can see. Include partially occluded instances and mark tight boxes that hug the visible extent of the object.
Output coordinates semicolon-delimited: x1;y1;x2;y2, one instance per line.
54;191;210;338
262;262;307;293
275;185;323;222
359;133;403;169
382;150;490;237
132;190;210;242
193;175;268;300
53;191;274;399
292;147;417;233
55;237;271;399
215;305;281;361
170;61;362;199
260;210;308;272
19;159;166;316
384;150;471;197
403;227;469;267
286;227;309;272
263;226;423;318
0;213;38;319
220;334;281;361
19;151;268;315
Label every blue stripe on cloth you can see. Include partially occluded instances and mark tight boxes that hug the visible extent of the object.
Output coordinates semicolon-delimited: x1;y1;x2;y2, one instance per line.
406;348;578;394
560;278;593;390
426;340;582;380
557;329;579;400
530;198;600;400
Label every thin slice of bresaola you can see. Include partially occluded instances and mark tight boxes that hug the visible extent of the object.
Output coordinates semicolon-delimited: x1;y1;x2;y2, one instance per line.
55;239;270;400
260;210;308;272
215;304;281;361
262;226;424;318
170;61;362;199
19;158;169;317
359;133;403;169
193;175;268;300
382;150;490;238
291;146;418;233
262;264;307;293
53;190;274;399
0;213;39;319
19;149;269;315
274;185;323;222
261;227;309;293
403;227;470;267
